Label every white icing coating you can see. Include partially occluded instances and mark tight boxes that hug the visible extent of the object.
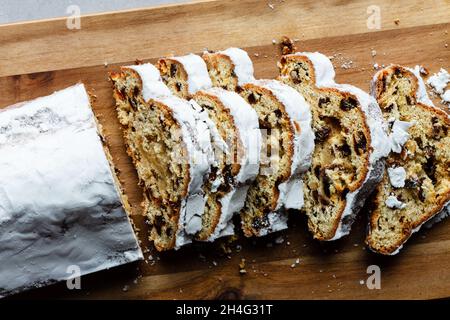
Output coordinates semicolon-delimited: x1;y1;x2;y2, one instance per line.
210;185;250;240
385;195;406;209
408;66;435;106
127;63;172;100
293;52;391;240
390;120;413;153
191;99;229;168
257;211;289;237
426;68;450;95
294;52;336;87
442;90;450;104
171;54;212;95
203;87;261;184
0;84;143;296
252;79;315;211
387;166;407;188
154;96;214;249
218;47;255;85
198;87;261;241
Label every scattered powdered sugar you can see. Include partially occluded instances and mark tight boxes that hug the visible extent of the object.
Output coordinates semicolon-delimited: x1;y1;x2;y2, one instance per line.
427;68;450;94
427;68;450;105
442;90;450;104
389;120;413;153
385;195;406;209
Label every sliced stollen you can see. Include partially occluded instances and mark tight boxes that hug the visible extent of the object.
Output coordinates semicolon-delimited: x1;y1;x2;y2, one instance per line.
238;79;315;237
193;87;261;240
157;54;254;241
367;65;450;255
202;47;256;91
111;64;216;250
157;53;212;99
279;52;391;241
0;84;142;296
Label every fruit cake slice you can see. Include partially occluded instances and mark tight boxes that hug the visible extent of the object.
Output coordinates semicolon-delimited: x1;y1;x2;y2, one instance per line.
193;87;261;240
238;79;315;237
279;52;391;240
367;65;450;255
157;54;258;241
111;66;215;250
202;47;255;91
157;53;212;99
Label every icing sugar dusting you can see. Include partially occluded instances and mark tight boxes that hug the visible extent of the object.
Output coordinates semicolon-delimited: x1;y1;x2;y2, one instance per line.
0;84;142;296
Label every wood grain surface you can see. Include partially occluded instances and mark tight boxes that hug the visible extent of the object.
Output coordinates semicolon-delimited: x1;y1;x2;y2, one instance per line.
1;0;449;300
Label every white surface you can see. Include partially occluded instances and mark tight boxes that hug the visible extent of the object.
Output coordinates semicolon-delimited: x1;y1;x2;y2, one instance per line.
0;0;188;24
0;84;142;296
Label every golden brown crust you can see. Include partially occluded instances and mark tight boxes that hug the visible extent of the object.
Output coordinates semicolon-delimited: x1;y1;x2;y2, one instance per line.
156;58;190;98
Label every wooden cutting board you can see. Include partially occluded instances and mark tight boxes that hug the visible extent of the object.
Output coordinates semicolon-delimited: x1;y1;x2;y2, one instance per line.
1;0;449;300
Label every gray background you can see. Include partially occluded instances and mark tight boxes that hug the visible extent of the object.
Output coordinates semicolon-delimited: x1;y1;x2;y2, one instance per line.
0;0;187;24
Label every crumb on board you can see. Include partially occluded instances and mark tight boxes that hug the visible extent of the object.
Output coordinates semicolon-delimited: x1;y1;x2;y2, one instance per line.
419;66;429;76
275;236;284;244
239;258;247;275
394;18;400;25
280;36;297;55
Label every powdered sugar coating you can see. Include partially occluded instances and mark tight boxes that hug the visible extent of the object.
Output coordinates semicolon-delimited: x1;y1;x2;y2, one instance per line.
127;63;172;100
387;166;407;188
199;87;261;241
253;79;315;210
172;54;212;95
218;47;256;85
245;79;315;235
153;96;214;249
0;84;143;296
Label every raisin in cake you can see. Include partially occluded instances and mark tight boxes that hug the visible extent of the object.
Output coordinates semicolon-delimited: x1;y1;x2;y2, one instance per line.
238;80;315;237
193;87;261;240
202;47;255;91
279;52;391;241
157;53;212;99
0;84;142;296
367;65;450;255
111;66;216;250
